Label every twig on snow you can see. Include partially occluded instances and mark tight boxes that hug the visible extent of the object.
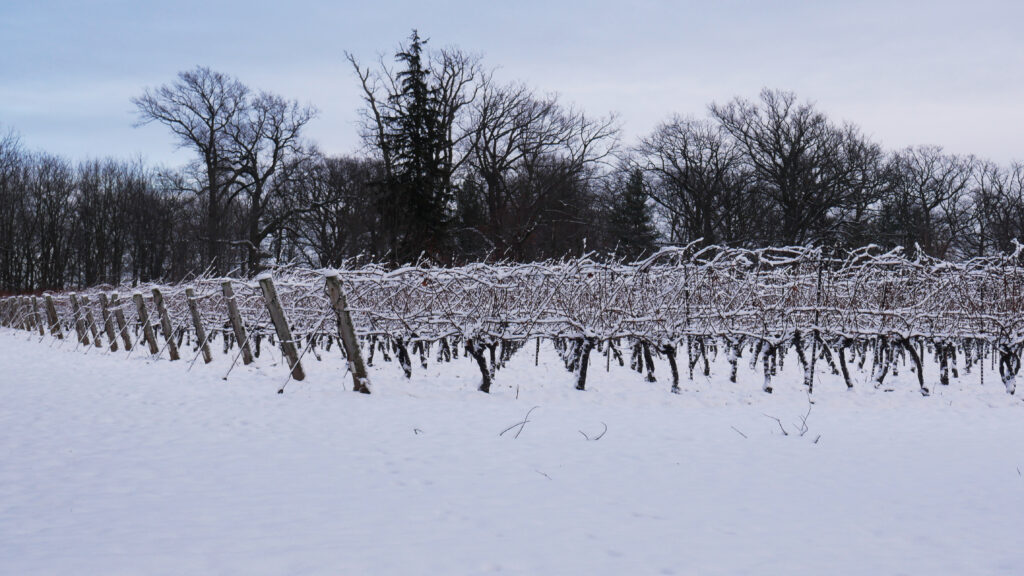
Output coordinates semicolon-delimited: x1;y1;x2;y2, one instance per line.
763;413;789;436
796;394;813;437
730;425;748;439
500;406;539;439
579;422;608;441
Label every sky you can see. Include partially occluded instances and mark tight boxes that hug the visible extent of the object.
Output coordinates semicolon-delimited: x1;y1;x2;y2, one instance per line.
1;0;1022;167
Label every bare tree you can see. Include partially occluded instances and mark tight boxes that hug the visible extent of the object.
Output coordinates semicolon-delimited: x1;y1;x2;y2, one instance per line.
877;146;975;257
229;92;317;272
966;160;1024;256
133;67;249;273
27;154;76;290
711;89;882;245
461;82;619;258
0;130;28;292
289;154;388;266
134;67;317;275
637;116;752;246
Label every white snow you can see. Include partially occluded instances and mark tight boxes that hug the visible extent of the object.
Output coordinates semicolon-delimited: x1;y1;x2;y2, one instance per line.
2;328;1024;575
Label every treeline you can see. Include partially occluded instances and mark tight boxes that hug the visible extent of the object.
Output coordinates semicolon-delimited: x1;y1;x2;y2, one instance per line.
2;31;1023;293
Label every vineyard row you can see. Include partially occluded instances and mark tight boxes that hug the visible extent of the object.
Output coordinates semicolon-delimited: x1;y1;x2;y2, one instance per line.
2;244;1023;395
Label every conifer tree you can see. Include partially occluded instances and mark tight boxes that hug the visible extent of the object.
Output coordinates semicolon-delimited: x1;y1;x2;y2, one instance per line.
385;31;450;260
607;168;659;259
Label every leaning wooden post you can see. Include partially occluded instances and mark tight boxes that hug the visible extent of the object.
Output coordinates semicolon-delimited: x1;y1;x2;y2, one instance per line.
80;295;103;348
133;292;160;355
110;293;132;351
151;288;180;361
325;273;370;393
257;274;305;381
2;298;12;328
12;297;22;330
185;288;212;364
31;296;45;336
6;297;17;329
221;280;253;365
69;293;90;345
97;293;119;352
5;298;16;328
3;298;15;329
27;296;39;333
6;297;18;329
44;294;63;339
20;296;32;331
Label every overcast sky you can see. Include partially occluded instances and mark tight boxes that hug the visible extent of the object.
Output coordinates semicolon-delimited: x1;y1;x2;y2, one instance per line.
2;0;1022;166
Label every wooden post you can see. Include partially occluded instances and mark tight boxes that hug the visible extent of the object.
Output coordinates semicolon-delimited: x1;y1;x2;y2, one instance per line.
97;293;119;352
3;298;13;328
6;298;15;328
110;293;132;351
80;295;102;348
20;296;32;331
185;288;212;364
221;280;253;365
31;296;44;336
7;297;18;329
6;297;16;329
133;292;160;355
325;274;370;393
151;288;180;361
257;274;305;381
44;294;63;339
69;293;90;345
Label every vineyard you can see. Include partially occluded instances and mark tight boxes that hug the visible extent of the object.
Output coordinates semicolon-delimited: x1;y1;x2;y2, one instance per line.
2;244;1024;396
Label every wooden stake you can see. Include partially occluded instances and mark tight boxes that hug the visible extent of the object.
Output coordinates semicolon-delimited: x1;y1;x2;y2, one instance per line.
80;295;103;348
21;296;32;331
186;288;212;364
258;274;305;381
221;280;253;365
133;292;160;355
110;293;132;351
151;288;180;361
31;296;44;336
69;293;90;345
44;294;63;339
325;274;370;393
97;293;119;352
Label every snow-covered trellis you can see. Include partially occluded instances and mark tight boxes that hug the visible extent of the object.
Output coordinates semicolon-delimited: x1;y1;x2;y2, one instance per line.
3;244;1023;395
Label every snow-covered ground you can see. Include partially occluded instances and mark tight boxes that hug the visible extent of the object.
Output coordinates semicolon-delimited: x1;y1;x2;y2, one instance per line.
2;328;1023;575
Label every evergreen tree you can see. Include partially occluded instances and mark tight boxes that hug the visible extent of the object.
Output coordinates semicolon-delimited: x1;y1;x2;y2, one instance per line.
385;31;450;261
607;168;659;259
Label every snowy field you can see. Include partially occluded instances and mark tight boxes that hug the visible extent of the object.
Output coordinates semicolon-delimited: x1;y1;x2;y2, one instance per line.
2;328;1024;575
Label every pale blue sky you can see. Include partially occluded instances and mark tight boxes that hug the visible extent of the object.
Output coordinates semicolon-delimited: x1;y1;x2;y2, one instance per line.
1;0;1022;166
